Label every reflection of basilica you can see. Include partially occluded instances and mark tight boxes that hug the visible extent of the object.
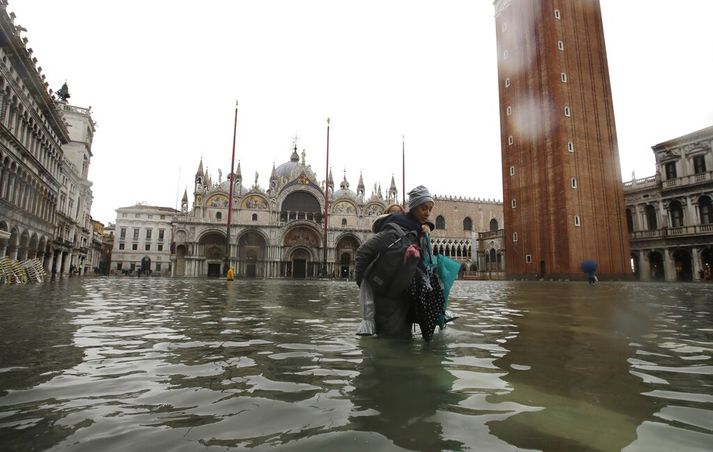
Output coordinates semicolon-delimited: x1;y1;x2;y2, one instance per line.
171;145;503;278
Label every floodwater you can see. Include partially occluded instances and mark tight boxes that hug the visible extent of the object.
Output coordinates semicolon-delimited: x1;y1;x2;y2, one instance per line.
0;279;712;452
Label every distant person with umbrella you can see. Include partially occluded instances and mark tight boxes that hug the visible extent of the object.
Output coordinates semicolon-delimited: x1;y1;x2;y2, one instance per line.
581;259;598;285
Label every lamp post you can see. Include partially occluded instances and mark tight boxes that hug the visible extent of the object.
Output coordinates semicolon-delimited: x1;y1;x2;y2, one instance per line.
322;118;330;277
224;101;238;277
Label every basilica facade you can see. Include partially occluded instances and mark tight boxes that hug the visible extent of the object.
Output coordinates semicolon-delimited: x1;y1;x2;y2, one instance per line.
170;147;504;279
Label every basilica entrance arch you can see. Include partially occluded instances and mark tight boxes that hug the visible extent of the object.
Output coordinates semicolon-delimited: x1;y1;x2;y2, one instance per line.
335;234;360;278
198;231;226;277
237;230;267;278
282;225;321;278
290;248;312;279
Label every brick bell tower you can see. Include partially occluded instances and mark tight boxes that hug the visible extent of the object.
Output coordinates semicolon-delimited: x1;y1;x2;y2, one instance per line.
494;0;631;279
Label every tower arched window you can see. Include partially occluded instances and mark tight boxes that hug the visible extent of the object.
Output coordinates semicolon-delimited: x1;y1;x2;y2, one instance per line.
435;215;446;230
490;218;499;232
252;213;258;221
463;217;473;231
216;211;222;221
341;218;347;227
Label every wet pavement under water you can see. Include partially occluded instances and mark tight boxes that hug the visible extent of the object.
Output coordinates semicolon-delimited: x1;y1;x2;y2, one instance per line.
0;278;712;451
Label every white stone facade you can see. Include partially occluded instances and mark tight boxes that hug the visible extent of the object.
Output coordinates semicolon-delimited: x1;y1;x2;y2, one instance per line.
623;125;713;281
112;205;178;276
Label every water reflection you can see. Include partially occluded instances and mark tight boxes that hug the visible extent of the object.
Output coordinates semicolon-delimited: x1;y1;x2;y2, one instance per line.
487;283;656;451
0;279;711;451
351;337;464;451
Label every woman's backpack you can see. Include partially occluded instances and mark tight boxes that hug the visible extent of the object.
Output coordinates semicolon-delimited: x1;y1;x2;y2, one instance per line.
365;223;419;297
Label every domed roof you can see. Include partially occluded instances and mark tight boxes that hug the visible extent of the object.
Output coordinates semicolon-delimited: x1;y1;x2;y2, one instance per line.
275;148;301;179
333;173;357;200
273;147;319;185
218;179;247;194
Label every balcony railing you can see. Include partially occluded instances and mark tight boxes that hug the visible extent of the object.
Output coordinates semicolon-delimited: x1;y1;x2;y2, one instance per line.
630;223;713;240
662;171;713;191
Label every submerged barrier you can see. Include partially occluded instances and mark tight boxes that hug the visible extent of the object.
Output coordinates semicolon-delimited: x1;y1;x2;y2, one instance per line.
0;257;46;284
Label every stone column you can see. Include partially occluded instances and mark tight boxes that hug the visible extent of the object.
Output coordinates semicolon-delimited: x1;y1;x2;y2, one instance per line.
53;251;61;276
638;250;650;281
658;200;668;229
44;249;54;272
686;196;697;227
690;247;702;281
664;248;676;282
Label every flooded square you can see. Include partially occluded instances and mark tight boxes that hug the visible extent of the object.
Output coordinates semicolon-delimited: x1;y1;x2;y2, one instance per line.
0;279;712;451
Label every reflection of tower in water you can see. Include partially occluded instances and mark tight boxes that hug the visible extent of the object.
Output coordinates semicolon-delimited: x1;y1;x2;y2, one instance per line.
486;283;656;451
350;339;465;451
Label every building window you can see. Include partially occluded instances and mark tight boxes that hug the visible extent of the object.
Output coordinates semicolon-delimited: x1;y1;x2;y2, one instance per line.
506;106;512;116
145;244;151;251
511;199;517;208
505;78;511;88
157;244;163;251
132;243;138;250
117;263;123;271
554;9;561;19
557;40;564;51
119;243;125;250
463;217;473;231
133;228;139;240
158;229;164;241
574;215;581;226
490;218;499;231
560;72;567;83
567;141;575;152
121;213;127;218
510;166;515;176
160;215;165;219
526;254;532;263
147;214;153;219
645;205;658;230
512;232;518;242
670;201;684;227
435;215;446;230
120;227;126;239
699;196;713;224
664;161;677;180
134;213;140;218
508;135;514;145
146;229;152;240
571;177;577;188
155;263;161;272
341;218;347;227
693;155;706;174
564;106;571;117
216;211;222;220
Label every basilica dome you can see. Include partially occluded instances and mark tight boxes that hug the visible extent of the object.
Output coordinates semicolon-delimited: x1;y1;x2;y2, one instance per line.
275;149;301;179
333;174;357;200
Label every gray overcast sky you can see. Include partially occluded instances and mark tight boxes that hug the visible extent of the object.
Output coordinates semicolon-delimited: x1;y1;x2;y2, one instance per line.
9;1;713;225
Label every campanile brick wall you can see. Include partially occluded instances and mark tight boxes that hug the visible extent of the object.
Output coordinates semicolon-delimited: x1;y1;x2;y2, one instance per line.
494;0;631;278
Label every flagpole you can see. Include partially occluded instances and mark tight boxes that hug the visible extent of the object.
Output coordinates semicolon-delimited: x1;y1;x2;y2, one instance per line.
322;118;330;277
224;100;238;277
402;135;406;208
